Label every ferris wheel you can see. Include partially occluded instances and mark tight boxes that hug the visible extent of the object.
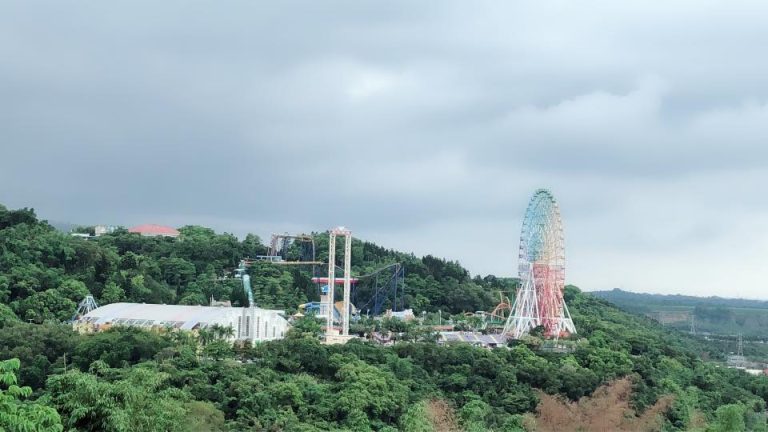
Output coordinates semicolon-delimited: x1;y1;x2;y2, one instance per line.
503;189;576;339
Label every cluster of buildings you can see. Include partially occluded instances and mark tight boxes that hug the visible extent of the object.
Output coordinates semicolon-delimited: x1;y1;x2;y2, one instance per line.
71;223;180;239
71;222;286;343
68;223;505;348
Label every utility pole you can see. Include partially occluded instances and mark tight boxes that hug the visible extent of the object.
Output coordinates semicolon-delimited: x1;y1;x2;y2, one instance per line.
690;313;696;335
737;333;744;357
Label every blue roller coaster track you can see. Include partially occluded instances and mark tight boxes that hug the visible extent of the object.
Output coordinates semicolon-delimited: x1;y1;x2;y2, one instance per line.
351;263;406;316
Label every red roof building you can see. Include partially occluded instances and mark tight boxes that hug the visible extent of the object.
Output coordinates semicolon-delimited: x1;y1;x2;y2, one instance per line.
128;224;180;238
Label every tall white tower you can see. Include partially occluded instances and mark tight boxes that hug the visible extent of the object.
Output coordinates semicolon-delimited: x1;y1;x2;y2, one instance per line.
326;227;353;336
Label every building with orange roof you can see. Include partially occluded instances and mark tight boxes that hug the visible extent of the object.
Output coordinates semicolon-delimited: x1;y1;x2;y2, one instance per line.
128;224;180;238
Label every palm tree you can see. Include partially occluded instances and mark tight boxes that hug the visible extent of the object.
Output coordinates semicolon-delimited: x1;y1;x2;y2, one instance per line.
208;323;235;340
197;327;214;346
219;325;235;339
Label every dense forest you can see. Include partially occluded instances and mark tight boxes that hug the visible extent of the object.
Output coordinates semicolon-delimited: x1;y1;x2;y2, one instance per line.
3;204;768;431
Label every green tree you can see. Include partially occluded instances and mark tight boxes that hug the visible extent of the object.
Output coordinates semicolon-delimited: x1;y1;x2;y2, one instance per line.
14;290;77;323
72;327;171;369
0;304;18;327
208;324;235;340
0;275;10;303
331;354;409;429
203;340;234;361
708;404;746;432
0;206;38;229
459;399;491;432
47;366;188;432
287;316;324;340
0;322;79;388
159;257;196;295
182;401;226;432
100;282;125;304
399;400;434;432
57;279;89;302
0;358;62;432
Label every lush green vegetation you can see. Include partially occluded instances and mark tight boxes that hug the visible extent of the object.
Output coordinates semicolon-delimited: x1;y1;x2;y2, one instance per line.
0;204;509;324
3;204;768;431
592;289;768;336
593;289;768;361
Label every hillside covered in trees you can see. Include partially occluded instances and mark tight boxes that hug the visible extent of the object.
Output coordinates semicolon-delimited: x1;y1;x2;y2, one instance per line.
2;203;768;431
0;204;510;324
593;288;768;339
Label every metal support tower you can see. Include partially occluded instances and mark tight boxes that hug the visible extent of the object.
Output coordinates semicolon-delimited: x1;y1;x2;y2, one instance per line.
690;313;696;335
505;262;541;338
327;232;336;333
71;294;99;322
342;231;352;335
326;227;352;336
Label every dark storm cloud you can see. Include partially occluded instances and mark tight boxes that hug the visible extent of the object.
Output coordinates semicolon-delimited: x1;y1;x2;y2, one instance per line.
3;1;768;296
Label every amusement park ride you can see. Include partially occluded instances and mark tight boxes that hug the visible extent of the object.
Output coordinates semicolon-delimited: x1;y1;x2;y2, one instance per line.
241;227;405;340
71;294;99;322
503;189;577;339
238;188;575;342
266;234;323;265
326;227;353;337
480;293;512;330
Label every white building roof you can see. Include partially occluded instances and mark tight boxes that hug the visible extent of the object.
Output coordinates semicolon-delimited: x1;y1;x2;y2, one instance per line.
80;302;279;330
439;331;508;346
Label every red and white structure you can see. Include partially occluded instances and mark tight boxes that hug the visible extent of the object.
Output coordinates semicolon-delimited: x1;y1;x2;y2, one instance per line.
504;189;576;339
326;227;353;336
128;224;180;238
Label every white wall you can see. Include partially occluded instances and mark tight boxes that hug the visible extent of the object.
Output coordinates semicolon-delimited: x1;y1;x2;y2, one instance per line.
233;306;289;343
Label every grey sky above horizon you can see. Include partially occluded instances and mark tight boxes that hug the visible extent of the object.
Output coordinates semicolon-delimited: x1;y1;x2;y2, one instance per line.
3;1;768;298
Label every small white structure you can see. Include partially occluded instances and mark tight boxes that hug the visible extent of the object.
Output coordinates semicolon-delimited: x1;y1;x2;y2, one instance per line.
385;308;415;321
73;302;289;343
94;225;118;236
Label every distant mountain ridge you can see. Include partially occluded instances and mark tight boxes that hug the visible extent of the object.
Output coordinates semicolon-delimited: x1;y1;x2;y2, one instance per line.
591;288;768;310
590;288;768;339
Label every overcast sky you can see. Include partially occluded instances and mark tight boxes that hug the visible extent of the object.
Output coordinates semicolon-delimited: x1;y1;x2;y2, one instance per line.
3;1;768;297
